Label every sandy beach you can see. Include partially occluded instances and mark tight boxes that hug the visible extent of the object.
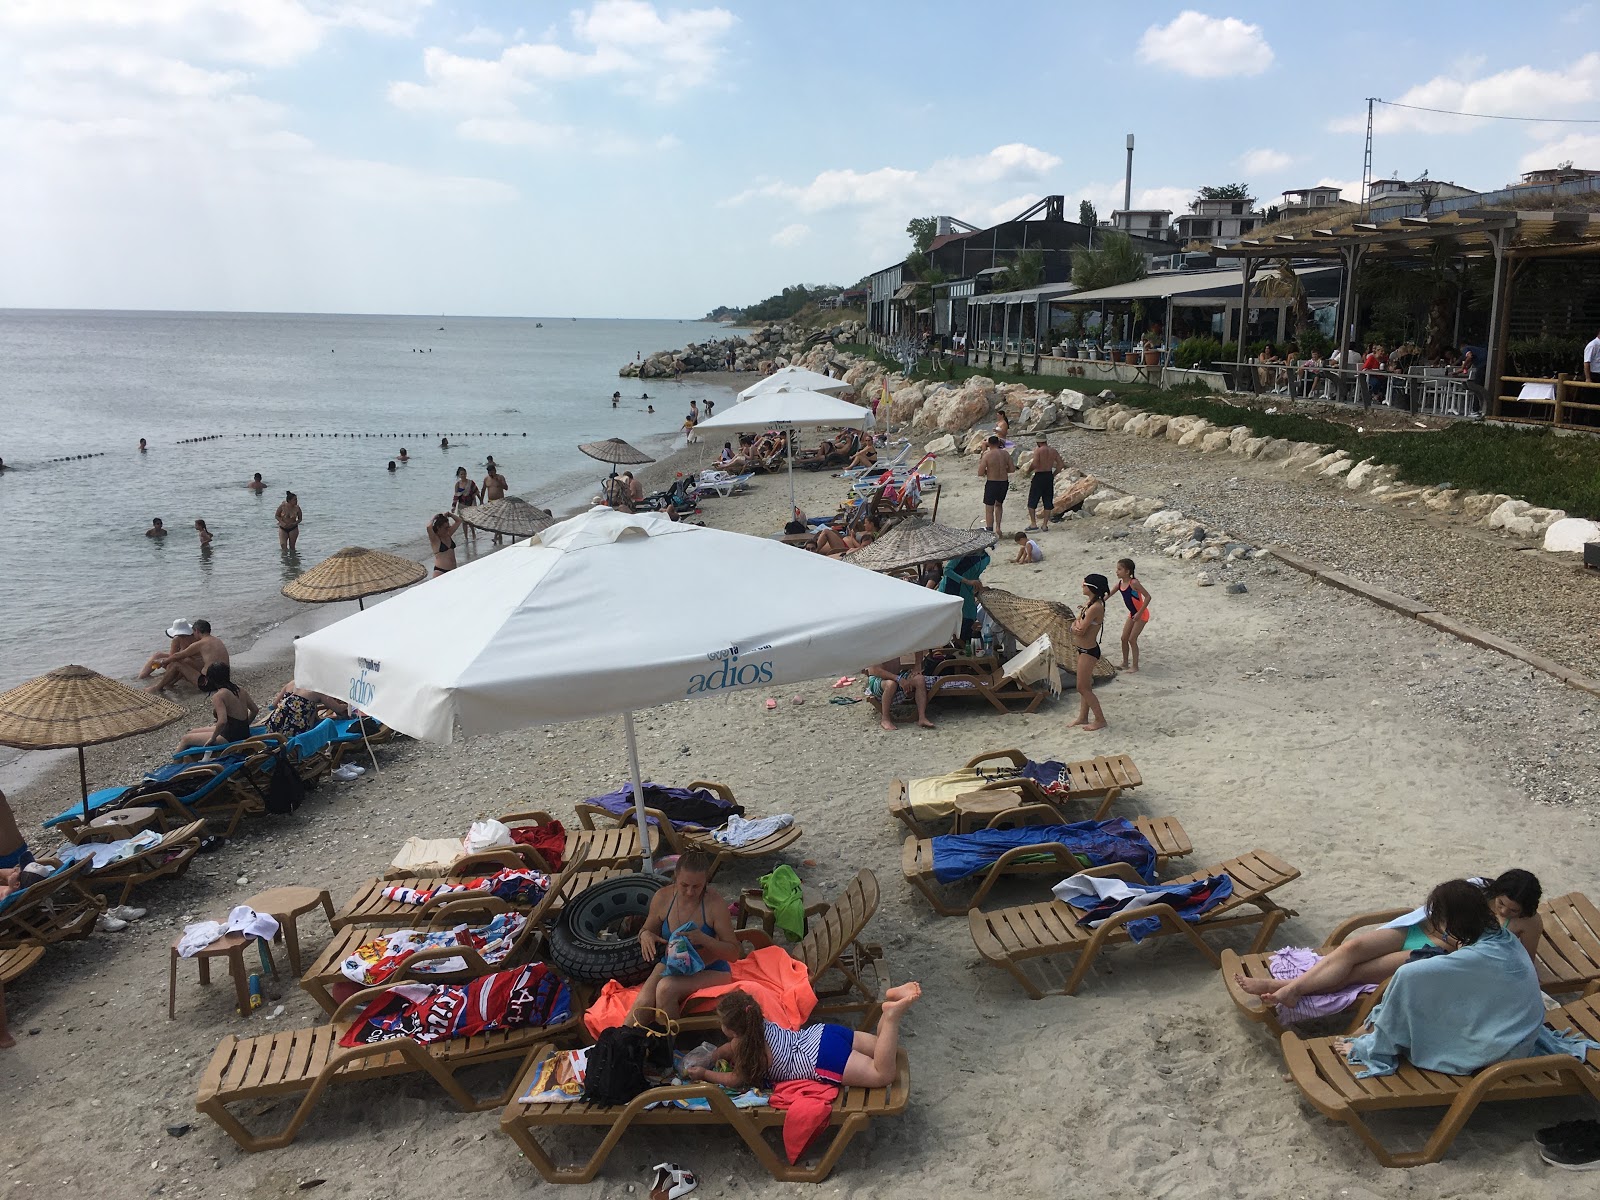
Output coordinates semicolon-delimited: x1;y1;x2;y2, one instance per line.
3;407;1598;1200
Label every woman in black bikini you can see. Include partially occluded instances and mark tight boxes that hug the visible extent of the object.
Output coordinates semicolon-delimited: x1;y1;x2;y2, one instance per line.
1068;573;1108;732
275;491;301;551
451;467;480;542
175;663;258;752
427;512;462;574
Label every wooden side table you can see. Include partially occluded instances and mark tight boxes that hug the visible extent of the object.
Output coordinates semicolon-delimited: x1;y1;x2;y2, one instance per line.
169;932;275;1019
89;806;161;835
949;787;1030;834
243;886;334;976
736;888;830;941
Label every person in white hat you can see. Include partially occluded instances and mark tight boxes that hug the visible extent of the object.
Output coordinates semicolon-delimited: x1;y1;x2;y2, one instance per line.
136;619;196;681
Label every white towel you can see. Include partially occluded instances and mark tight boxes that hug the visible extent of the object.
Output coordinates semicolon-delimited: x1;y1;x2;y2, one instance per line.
177;905;281;957
711;813;794;847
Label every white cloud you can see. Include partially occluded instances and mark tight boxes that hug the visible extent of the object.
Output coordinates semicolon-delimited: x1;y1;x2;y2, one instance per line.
770;223;811;247
1519;131;1600;173
1137;12;1273;79
391;0;735;121
731;144;1062;215
1331;53;1600;134
1239;147;1292;174
457;24;505;46
1313;177;1360;202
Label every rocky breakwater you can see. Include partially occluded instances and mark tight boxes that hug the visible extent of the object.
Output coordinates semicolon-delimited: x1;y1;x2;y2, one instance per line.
1077;401;1589;554
619;319;867;378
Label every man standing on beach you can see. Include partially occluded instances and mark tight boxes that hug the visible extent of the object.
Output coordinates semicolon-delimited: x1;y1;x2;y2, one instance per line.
1584;327;1600;382
147;619;228;693
977;435;1013;538
481;462;509;543
1025;435;1065;532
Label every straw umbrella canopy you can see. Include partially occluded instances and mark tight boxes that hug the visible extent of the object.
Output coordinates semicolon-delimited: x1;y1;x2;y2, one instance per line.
578;438;655;478
844;518;996;574
977;588;1117;680
459;496;555;541
0;665;185;817
282;546;427;611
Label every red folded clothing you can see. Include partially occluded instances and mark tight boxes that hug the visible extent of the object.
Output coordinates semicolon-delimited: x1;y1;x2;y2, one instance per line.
509;820;566;871
771;1079;839;1163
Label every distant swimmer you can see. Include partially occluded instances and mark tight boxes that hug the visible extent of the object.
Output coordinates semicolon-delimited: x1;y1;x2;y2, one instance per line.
0;457;7;471
641;392;650;399
145;517;167;538
247;472;265;492
647;404;655;413
138;438;148;453
485;455;497;474
612;391;621;407
440;436;449;448
398;448;409;462
387;460;397;472
194;519;212;547
275;491;302;551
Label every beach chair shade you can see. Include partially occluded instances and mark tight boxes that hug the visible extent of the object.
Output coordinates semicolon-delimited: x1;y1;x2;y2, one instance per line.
843;518;996;573
578;439;654;468
459;497;555;539
281;547;427;607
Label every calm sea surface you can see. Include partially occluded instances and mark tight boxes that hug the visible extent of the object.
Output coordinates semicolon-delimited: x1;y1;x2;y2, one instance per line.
0;310;737;690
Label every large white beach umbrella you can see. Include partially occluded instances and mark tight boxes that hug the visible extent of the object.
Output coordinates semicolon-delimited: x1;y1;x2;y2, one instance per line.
292;507;960;867
697;389;875;517
737;365;854;401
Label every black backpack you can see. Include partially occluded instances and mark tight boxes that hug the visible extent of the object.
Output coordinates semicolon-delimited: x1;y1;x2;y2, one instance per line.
263;753;304;815
582;1017;674;1106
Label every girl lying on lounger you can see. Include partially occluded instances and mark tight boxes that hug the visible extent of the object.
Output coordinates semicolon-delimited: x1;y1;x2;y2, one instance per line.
1234;869;1543;1011
684;982;921;1089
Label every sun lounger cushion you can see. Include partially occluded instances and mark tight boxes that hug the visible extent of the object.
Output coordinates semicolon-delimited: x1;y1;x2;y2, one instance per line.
0;863;70;915
390;837;468;876
1054;872;1234;942
341;912;530;986
340;962;571;1047
586;782;743;831
1348;924;1600;1078
583;946;815;1037
931;818;1157;885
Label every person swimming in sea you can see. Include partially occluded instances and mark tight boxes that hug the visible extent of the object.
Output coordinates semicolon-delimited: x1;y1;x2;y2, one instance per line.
145;518;167;538
398;448;409;462
247;472;265;492
386;460;397;472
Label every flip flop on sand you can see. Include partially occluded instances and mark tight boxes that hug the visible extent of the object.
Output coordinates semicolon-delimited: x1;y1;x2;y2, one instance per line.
764;698;777;710
831;676;857;688
650;1163;697;1200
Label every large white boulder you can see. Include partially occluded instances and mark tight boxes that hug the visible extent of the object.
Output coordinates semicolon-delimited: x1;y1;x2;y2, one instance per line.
924;433;957;456
1543;517;1600;553
1487;499;1565;538
1093;495;1166;520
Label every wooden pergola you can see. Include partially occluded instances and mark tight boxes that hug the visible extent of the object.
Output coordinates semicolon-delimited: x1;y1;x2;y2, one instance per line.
1219;209;1600;427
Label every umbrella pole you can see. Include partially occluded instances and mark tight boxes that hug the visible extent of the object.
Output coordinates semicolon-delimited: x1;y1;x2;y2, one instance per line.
78;745;90;822
786;431;796;519
622;711;653;872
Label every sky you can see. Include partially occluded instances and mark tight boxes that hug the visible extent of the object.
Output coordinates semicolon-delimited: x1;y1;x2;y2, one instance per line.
2;1;1598;318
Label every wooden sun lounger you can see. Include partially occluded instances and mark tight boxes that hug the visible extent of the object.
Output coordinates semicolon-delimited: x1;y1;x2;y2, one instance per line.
500;1044;910;1184
196;981;586;1152
301;857;603;1014
331;861;630;931
381;809;655;879
0;859;104;948
902;806;1193;916
1222;890;1600;1037
1;943;45;988
888;749;1143;836
922;656;1049;714
968;850;1300;997
58;819;206;907
574;781;802;878
1281;994;1600;1167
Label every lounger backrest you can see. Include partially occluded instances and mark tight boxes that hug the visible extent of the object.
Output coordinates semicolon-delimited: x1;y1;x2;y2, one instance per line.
795;869;878;978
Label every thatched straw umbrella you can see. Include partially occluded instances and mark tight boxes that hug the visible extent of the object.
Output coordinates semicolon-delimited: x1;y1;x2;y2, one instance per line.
976;588;1117;681
578;438;655;479
0;666;185;819
282;546;426;610
459;496;554;542
843;518;996;574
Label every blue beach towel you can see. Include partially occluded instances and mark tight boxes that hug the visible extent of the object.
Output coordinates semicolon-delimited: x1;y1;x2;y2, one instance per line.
1055;873;1234;942
930;818;1157;885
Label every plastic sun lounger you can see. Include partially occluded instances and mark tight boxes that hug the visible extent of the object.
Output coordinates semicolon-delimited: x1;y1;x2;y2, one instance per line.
382;810;657;880
51;819;207;907
499;1043;909;1185
841;441;912;479
696;472;753;497
46;752;267;839
901;805;1193;916
1281;994;1600;1167
573;781;801;879
301;856;602;1015
330;860;632;930
1;943;45;990
968;850;1301;998
1221;891;1600;1037
922;656;1050;714
0;859;104;948
888;749;1143;836
195;978;586;1152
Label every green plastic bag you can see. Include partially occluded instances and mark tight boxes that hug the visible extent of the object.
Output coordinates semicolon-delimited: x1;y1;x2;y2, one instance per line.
760;864;806;941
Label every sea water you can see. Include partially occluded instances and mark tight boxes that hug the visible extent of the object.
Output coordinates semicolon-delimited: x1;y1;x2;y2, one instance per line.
0;310;738;690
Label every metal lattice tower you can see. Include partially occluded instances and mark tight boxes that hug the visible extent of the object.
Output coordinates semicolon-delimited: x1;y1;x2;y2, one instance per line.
1361;97;1376;211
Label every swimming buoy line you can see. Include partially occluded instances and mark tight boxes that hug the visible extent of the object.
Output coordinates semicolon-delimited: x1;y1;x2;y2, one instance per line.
32;432;531;465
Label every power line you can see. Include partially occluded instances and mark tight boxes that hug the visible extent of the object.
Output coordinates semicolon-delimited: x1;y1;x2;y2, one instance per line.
1378;98;1600;124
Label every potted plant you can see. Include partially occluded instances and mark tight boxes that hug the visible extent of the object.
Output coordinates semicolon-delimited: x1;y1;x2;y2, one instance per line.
1142;337;1160;367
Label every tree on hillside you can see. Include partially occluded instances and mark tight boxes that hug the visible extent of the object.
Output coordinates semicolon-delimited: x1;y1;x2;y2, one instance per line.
1196;183;1251;202
1071;231;1146;291
1078;199;1098;228
904;247;946;311
907;216;937;255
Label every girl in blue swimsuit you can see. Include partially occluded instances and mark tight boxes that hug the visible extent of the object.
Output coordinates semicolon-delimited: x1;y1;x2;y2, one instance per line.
627;850;743;1022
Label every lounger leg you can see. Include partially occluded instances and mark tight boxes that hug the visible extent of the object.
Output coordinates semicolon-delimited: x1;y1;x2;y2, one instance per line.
1092;786;1121;821
168;949;179;1020
1247;904;1292;953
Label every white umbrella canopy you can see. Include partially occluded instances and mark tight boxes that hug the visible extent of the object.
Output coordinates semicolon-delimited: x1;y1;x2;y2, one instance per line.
292;507;961;865
696;389;876;516
737;366;854;401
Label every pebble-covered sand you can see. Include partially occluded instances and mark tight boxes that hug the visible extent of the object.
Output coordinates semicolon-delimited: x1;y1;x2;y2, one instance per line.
2;398;1597;1200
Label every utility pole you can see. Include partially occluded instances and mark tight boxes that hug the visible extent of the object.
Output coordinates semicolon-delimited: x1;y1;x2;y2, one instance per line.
1361;98;1376;212
1123;134;1135;216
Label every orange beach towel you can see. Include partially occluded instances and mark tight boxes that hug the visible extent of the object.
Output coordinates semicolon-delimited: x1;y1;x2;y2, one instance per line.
582;945;817;1038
